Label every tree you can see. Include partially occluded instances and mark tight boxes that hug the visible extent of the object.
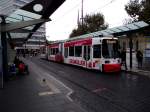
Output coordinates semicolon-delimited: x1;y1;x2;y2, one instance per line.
69;13;108;38
123;18;134;25
125;0;150;22
84;13;108;32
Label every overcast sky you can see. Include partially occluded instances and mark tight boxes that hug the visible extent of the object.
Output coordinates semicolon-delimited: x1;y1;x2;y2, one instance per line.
46;0;130;41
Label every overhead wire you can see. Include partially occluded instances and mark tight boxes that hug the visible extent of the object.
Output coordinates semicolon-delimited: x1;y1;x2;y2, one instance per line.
52;0;117;23
92;0;117;13
48;0;118;39
51;0;81;22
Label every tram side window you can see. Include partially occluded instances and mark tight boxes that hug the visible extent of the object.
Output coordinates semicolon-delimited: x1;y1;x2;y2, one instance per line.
55;48;59;54
50;48;53;55
64;48;68;58
75;46;82;57
69;47;74;56
53;48;55;55
51;48;55;55
48;48;51;55
83;46;90;60
93;45;101;58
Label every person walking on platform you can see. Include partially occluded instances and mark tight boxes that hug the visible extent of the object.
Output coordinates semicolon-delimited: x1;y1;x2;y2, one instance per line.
120;49;127;70
136;50;143;68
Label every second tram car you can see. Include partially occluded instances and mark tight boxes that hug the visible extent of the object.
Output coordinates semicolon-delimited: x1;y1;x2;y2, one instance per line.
46;37;121;72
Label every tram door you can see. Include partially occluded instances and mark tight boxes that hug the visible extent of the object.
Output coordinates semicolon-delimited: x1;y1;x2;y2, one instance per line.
83;45;91;68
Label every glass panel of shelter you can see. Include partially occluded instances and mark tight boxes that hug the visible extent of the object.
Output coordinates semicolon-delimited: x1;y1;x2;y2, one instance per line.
5;9;42;41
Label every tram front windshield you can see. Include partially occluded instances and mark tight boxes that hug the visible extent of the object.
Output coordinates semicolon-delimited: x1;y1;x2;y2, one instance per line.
102;39;119;58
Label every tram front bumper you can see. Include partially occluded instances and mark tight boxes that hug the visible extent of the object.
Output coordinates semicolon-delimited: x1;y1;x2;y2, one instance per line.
103;64;121;72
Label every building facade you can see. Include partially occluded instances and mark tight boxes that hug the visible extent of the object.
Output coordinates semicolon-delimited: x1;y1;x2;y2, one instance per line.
119;34;150;57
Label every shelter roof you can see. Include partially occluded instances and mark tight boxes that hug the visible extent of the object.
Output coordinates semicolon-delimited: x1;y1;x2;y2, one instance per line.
0;0;66;46
67;21;150;42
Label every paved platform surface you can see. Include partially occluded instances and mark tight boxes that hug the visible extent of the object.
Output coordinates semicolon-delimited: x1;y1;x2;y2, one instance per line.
122;53;150;78
0;58;86;112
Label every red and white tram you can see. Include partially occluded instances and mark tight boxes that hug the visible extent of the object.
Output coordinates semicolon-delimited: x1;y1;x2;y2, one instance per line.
46;37;121;72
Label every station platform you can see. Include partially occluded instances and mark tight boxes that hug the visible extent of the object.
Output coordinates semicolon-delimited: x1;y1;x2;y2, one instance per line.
122;53;150;78
0;58;86;112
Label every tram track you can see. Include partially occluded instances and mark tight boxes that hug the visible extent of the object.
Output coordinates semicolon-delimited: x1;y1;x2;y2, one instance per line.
28;58;132;112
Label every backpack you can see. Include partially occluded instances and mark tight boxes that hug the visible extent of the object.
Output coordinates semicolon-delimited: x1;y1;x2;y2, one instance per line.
19;63;25;72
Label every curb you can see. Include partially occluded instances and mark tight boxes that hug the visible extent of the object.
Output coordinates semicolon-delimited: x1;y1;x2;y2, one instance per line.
122;69;150;78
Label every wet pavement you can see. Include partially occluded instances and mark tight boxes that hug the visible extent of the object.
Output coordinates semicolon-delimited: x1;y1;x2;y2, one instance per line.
126;53;150;71
123;53;150;78
0;57;86;112
24;57;150;112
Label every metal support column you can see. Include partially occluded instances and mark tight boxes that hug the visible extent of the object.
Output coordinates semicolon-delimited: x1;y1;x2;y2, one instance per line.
129;34;133;69
0;15;8;82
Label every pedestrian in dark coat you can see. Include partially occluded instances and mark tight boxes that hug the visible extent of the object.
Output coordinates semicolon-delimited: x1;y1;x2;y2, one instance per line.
14;56;20;67
120;49;127;70
136;50;143;68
